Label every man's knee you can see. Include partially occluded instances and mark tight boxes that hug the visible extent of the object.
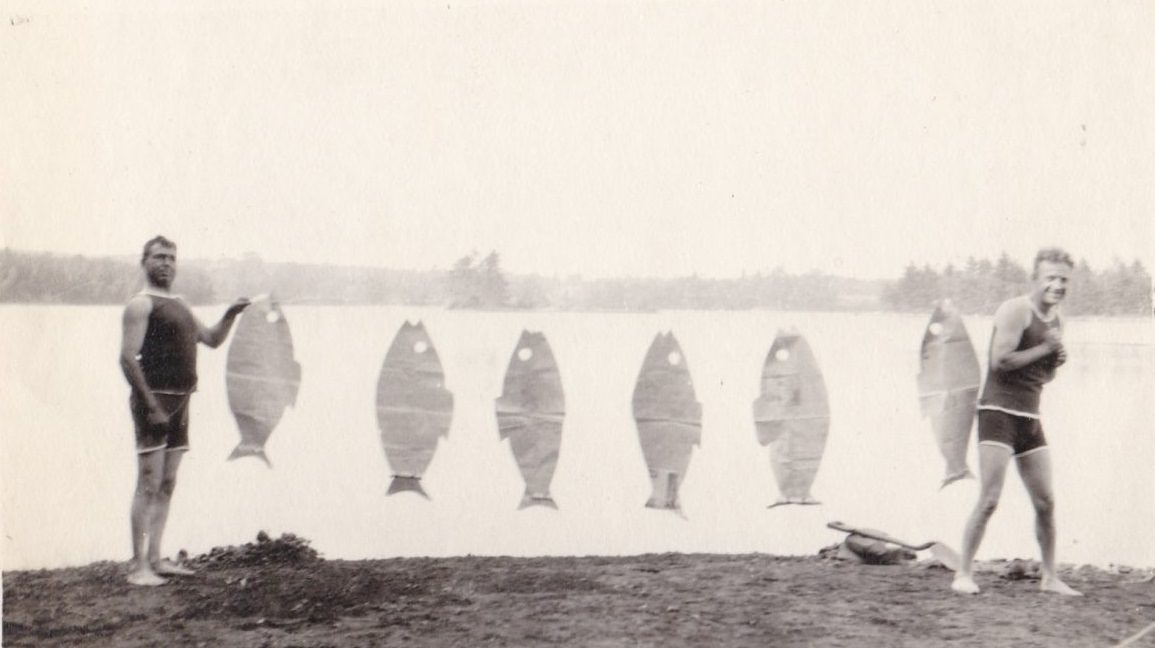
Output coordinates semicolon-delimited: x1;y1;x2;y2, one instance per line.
158;475;178;498
135;473;162;497
976;495;1001;518
135;456;164;496
1032;493;1055;518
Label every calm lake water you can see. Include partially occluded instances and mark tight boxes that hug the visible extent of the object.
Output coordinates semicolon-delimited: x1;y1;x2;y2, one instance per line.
2;305;1152;570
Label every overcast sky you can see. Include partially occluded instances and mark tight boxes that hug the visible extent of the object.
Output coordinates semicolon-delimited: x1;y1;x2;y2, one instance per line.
2;1;1152;279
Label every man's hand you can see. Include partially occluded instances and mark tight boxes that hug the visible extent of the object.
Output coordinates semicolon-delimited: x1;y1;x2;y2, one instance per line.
146;404;170;426
225;297;251;319
1044;327;1067;366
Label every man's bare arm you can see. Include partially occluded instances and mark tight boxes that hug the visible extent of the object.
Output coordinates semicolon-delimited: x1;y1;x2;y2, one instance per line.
120;296;166;423
989;301;1061;373
198;298;251;348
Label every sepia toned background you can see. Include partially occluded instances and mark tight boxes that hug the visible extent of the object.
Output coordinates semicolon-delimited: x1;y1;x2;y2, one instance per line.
2;1;1152;572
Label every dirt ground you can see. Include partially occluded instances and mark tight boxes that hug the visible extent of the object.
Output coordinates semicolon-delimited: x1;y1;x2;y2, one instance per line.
4;534;1154;647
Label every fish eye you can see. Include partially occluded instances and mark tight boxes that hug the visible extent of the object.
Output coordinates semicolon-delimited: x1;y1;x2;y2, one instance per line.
667;351;682;366
413;340;428;354
518;347;533;361
929;322;943;336
265;311;280;323
775;348;790;362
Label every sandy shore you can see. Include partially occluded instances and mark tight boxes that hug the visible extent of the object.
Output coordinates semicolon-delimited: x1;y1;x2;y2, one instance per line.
4;534;1154;647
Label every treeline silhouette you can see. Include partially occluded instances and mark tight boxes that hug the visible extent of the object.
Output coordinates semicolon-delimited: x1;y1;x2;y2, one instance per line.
1;248;1149;316
0;249;215;304
883;253;1151;316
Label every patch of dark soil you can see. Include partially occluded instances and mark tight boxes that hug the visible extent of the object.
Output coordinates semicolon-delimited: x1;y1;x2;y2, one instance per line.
175;564;397;623
480;570;605;594
175;533;434;624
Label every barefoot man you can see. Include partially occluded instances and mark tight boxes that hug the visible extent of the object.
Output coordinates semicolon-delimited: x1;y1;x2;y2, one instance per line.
120;236;250;586
951;248;1081;596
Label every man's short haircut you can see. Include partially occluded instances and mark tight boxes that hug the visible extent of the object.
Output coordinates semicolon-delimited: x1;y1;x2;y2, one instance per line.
1033;247;1074;276
141;235;177;264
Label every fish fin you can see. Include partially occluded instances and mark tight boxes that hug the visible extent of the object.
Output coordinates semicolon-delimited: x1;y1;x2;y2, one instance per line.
228;445;272;468
939;469;974;490
288;361;302;407
387;476;429;499
518;492;558;510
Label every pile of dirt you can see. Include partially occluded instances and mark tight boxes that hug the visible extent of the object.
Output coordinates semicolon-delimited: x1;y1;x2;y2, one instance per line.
177;532;412;624
188;531;320;569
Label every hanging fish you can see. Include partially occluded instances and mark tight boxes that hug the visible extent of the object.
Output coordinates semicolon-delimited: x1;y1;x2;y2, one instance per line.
225;295;301;467
752;329;829;508
632;332;702;513
917;299;981;489
376;321;453;498
495;330;565;510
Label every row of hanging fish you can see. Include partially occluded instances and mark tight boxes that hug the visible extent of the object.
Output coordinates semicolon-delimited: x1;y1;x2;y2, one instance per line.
221;297;979;511
372;323;830;514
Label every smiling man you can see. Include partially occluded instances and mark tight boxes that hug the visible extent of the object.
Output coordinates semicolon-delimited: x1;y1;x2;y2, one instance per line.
951;247;1081;596
119;236;250;586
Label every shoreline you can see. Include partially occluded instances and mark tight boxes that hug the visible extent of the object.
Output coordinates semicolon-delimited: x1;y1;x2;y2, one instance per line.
5;534;1154;647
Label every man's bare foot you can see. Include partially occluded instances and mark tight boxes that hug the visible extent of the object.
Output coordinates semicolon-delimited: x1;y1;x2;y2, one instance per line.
153;559;196;576
126;569;167;586
1040;576;1083;596
951;575;981;594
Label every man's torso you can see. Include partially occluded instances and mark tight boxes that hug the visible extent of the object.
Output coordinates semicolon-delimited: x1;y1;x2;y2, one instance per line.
138;294;199;394
978;295;1061;417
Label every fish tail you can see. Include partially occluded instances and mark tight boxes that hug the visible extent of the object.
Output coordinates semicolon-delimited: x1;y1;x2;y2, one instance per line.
646;471;680;510
767;496;821;509
645;496;681;511
387;475;429;499
939;469;974;490
645;497;684;519
227;444;272;468
518;492;558;510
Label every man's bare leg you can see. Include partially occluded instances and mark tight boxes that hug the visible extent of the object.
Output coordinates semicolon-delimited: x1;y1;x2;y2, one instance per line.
1017;448;1082;596
128;450;167;586
952;444;1013;594
147;451;195;576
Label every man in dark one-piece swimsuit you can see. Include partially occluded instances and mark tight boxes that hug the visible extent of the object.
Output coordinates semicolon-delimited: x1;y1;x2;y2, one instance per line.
119;236;249;586
951;248;1081;596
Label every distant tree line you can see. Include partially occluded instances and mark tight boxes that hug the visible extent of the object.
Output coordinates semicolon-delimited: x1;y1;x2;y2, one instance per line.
447;251;511;309
2;247;1149;316
0;249;215;304
883;253;1152;316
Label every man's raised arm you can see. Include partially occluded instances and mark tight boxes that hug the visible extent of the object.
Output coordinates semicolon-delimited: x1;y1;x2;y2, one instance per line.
198;298;251;348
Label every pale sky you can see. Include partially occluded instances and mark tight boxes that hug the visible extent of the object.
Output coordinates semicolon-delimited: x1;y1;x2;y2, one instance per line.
2;1;1152;279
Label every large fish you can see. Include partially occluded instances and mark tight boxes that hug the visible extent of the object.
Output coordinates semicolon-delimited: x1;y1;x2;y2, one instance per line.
752;329;829;508
225;295;301;466
632;332;702;513
495;330;565;510
917;299;981;489
376;321;453;498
